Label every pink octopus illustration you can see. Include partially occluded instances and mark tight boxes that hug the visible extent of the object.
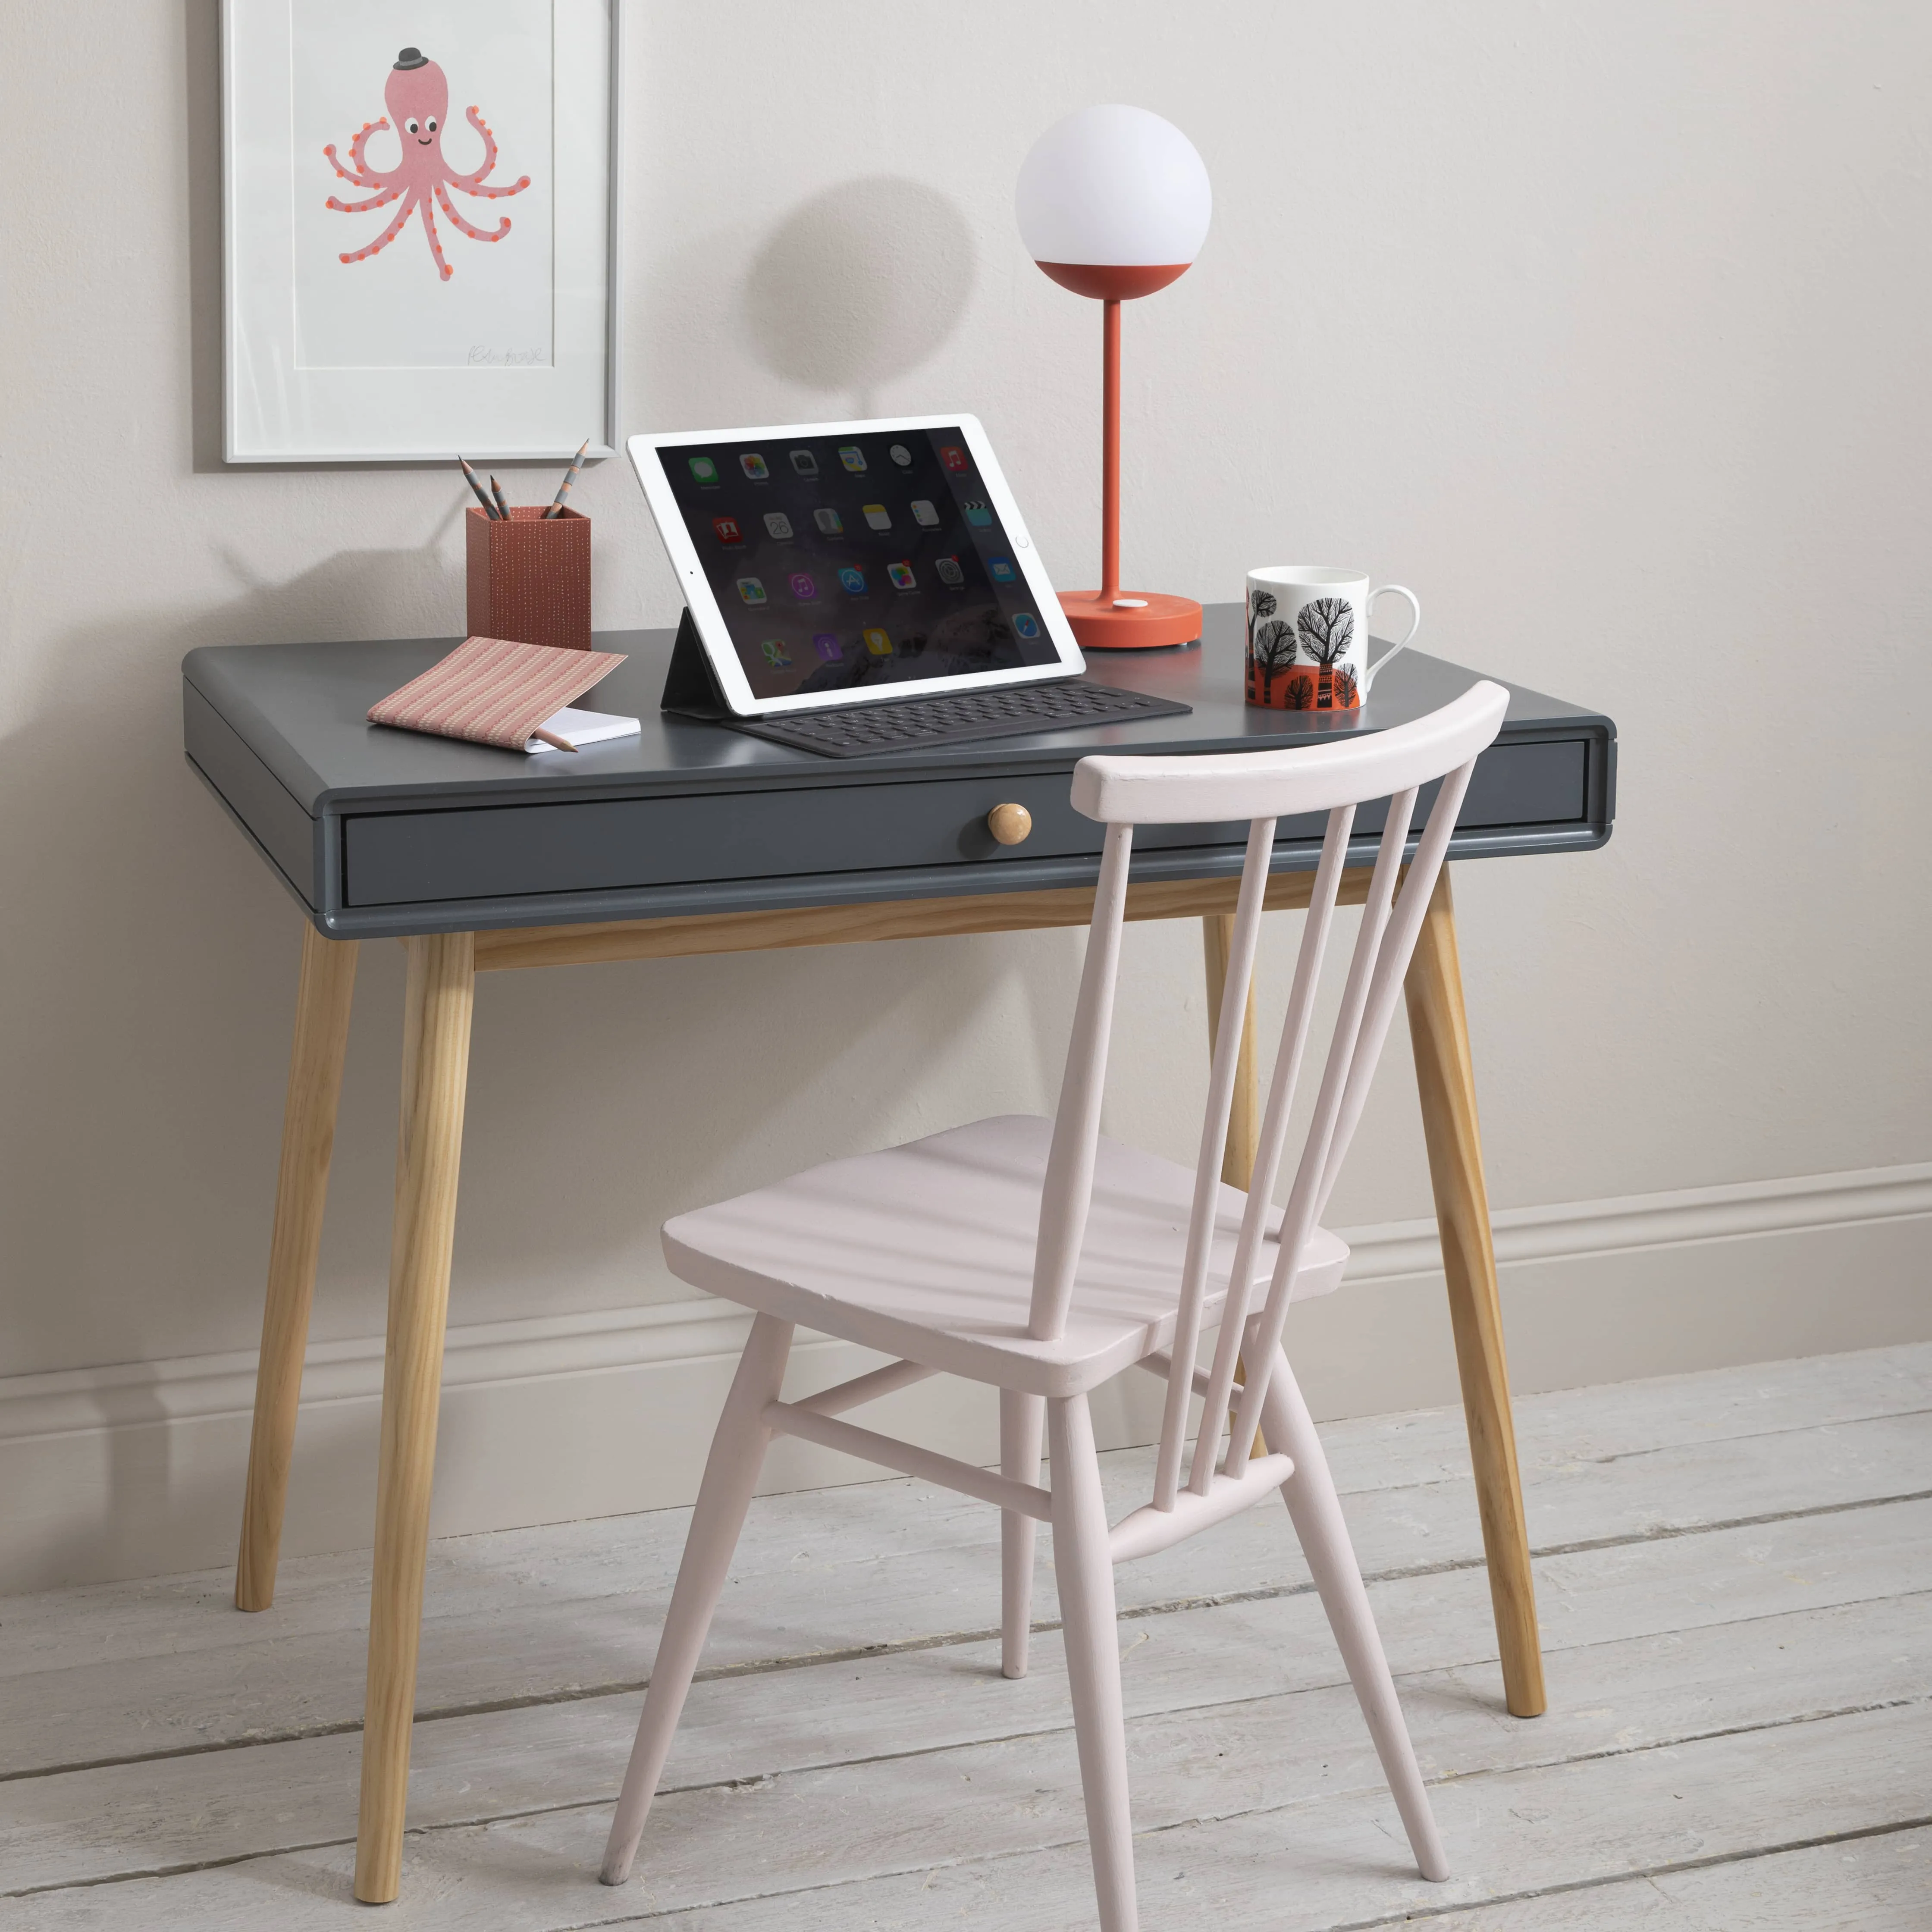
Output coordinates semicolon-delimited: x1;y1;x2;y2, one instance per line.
323;46;530;281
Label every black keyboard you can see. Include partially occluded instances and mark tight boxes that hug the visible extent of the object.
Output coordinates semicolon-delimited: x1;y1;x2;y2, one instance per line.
729;678;1192;759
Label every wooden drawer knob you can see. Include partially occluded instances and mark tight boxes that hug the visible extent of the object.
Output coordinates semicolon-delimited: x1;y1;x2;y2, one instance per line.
987;803;1032;846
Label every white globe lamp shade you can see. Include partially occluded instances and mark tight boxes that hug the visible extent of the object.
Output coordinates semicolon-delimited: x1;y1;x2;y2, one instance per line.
1016;105;1211;299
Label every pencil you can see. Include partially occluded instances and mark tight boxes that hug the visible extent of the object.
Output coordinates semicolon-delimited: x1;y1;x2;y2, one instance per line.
531;727;579;752
543;439;590;518
489;474;512;521
457;456;499;518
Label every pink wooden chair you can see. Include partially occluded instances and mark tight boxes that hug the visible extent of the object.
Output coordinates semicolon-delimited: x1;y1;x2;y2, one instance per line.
599;682;1511;1928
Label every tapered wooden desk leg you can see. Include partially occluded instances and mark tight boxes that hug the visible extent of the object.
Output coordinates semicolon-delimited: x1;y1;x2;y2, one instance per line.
354;932;476;1904
235;925;360;1612
1402;869;1546;1719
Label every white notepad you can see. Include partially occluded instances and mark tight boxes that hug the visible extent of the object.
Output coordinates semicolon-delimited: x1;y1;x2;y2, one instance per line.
525;707;642;753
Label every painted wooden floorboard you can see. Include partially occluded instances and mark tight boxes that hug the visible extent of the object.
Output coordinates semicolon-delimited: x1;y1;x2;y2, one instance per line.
1324;1339;1932;1497
3;1569;1924;1896
3;1340;1923;1678
645;1814;1932;1932
5;1494;1929;1889
1639;1826;1932;1931
6;1401;1926;1781
536;1705;1932;1930
4;1698;1925;1930
2;1346;1926;1930
1297;1828;1932;1930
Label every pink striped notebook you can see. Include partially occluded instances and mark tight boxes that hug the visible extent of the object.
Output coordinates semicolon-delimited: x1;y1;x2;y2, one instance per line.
367;636;627;751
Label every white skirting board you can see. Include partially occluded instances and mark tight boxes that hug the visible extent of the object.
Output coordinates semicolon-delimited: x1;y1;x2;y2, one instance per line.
2;1163;1926;1594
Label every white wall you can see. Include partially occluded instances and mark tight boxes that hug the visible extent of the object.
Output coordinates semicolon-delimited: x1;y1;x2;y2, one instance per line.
1;1;1927;1591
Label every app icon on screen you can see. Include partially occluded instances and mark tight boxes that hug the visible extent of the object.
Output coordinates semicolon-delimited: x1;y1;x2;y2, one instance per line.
712;516;744;546
940;445;969;473
813;507;844;536
887;561;916;590
910;499;940;527
988;555;1017;583
812;633;842;662
789;449;819;476
789;572;817;600
739;453;769;480
1013;612;1041;640
839;446;868;473
687;456;719;484
736;577;766;605
863;627;893;656
963;500;993;527
762;511;794;539
760;639;792;668
889;443;913;467
934;555;964;586
838;566;867;593
862;503;891;530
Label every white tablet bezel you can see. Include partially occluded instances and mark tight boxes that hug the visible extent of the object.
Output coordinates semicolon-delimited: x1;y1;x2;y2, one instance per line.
628;413;1085;717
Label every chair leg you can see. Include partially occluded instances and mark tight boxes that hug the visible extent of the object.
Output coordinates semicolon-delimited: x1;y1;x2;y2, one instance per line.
1257;1346;1448;1881
1000;1389;1044;1679
1048;1393;1139;1932
600;1313;795;1887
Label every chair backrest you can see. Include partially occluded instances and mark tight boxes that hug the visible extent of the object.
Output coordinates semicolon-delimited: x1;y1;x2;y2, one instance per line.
1030;681;1510;1512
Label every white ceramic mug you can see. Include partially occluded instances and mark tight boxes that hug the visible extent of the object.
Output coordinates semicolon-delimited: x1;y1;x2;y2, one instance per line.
1244;566;1421;712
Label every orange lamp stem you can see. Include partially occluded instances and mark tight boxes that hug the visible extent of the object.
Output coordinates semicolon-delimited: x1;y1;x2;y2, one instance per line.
1100;297;1121;602
1039;266;1201;649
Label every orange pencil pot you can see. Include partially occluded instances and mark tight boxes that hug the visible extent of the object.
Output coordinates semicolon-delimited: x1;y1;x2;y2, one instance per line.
465;506;591;652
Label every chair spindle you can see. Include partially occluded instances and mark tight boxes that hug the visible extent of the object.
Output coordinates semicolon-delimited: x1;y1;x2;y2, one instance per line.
1152;815;1276;1510
1186;803;1355;1495
1028;822;1135;1343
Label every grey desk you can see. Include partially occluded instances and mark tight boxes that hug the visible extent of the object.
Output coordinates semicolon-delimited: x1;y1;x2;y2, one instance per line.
183;604;1615;1903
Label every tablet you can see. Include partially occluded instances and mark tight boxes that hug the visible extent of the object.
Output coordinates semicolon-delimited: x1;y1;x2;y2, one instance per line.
628;414;1085;717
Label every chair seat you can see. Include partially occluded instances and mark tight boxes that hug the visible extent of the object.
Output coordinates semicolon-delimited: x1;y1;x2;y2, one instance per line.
663;1114;1349;1397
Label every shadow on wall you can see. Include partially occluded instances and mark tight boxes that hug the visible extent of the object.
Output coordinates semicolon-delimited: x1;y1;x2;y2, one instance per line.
742;177;979;417
207;528;468;642
0;539;469;1380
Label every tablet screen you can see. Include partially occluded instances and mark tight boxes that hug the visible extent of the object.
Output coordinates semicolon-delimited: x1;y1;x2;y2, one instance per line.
659;427;1060;701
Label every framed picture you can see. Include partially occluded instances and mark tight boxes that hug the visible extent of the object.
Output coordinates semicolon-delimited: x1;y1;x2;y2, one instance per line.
221;0;621;463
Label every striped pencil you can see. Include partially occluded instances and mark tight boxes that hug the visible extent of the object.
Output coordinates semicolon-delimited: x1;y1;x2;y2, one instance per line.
457;456;499;518
543;439;590;518
489;474;512;521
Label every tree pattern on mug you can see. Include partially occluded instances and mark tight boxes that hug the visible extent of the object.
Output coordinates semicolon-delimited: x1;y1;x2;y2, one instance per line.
1245;588;1274;699
1296;597;1354;709
1251;616;1296;705
1245;588;1365;710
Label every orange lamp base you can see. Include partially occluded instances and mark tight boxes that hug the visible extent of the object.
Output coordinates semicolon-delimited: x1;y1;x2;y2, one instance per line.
1058;590;1202;650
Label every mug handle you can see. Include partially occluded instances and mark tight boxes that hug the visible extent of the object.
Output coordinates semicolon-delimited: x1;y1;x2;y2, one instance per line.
1361;585;1421;691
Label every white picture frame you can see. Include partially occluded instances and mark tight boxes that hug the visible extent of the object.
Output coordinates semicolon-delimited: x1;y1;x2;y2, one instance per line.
221;0;620;464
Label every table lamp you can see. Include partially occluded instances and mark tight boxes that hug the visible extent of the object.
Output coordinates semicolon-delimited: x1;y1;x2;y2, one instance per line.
1016;105;1212;649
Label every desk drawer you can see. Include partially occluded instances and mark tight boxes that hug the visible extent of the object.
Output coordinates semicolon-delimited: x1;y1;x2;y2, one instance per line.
345;774;1102;907
340;738;1588;910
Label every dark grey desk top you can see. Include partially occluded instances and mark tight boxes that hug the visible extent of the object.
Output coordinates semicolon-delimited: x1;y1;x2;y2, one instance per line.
184;604;1615;939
